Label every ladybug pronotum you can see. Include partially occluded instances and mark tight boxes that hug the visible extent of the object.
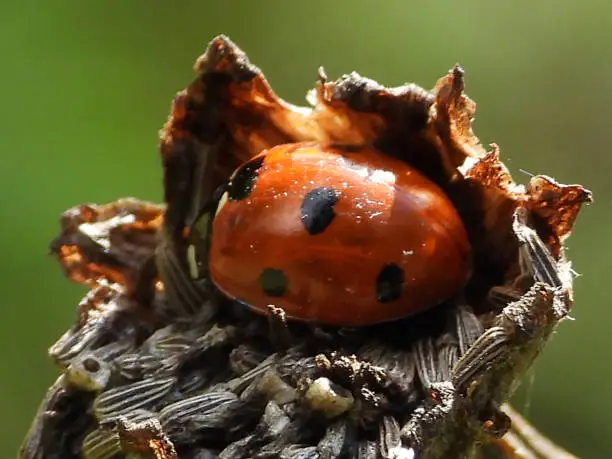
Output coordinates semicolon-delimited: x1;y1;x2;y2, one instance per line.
205;142;471;326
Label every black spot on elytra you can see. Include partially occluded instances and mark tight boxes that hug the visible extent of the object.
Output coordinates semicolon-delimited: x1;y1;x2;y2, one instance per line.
227;156;265;201
376;263;404;303
259;268;288;297
300;187;340;235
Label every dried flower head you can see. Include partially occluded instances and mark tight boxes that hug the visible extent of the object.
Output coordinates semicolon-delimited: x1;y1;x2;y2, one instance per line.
21;36;591;459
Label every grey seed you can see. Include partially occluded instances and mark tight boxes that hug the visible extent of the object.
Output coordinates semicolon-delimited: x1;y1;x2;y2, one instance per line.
174;371;215;397
453;306;484;356
317;419;355;459
156;238;212;317
259;401;291;437
379;416;402;459
115;352;164;380
93;376;176;420
228;345;267;376
355;440;380;459
159;391;238;429
19;376;66;459
279;445;320;459
189;399;249;432
359;343;416;383
218;435;255;459
94;339;138;362
436;344;459;382
192;324;237;352
240;369;298;405
81;430;119;459
228;353;277;393
50;326;98;367
452;326;510;390
275;355;318;381
513;215;563;288
186;449;220;459
414;338;442;388
142;324;199;357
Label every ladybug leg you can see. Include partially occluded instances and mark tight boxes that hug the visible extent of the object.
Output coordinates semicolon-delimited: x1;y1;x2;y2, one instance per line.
266;305;293;351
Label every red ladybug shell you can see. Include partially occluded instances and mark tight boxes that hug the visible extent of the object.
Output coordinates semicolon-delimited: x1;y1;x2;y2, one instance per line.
209;143;470;326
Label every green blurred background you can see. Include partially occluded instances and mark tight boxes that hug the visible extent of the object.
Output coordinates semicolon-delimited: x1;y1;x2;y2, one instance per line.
1;1;609;457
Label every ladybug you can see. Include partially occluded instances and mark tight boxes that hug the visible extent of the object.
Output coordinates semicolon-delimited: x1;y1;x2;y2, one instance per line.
193;142;471;326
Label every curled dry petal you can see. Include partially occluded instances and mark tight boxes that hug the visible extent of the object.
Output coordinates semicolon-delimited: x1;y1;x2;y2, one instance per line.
114;416;177;459
526;175;593;255
50;198;164;292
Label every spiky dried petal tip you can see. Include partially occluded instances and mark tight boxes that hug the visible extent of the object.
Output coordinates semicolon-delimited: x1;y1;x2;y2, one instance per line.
21;35;591;459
